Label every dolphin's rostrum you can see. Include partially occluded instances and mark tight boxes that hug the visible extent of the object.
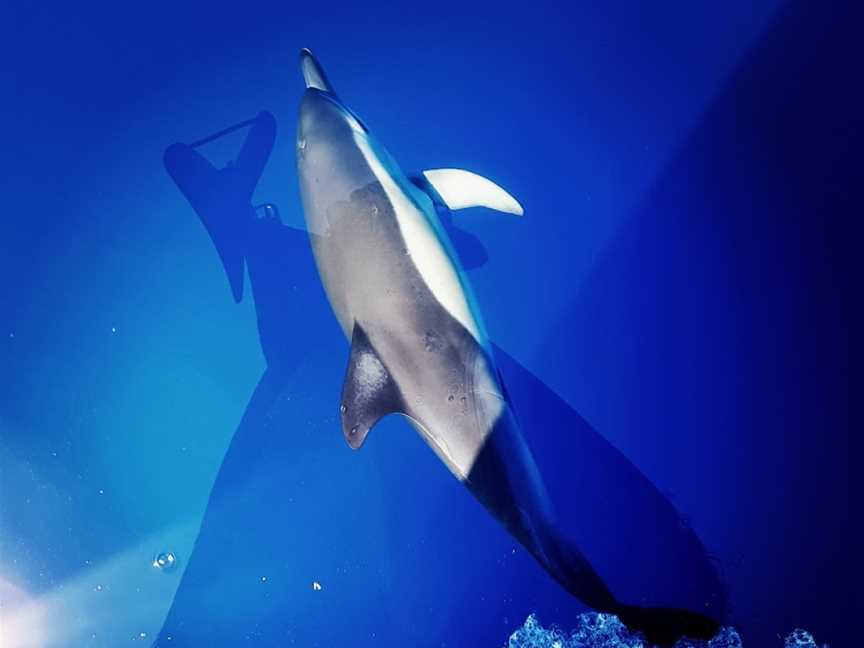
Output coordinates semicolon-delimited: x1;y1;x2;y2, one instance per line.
294;48;720;645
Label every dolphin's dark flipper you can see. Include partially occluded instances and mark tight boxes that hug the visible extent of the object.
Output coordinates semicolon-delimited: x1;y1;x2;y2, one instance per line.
340;323;404;449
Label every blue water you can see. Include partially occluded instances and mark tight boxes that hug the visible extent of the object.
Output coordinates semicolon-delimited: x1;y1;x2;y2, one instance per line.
0;1;856;647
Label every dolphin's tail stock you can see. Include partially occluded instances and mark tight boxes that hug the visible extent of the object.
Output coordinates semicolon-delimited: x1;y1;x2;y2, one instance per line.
467;407;720;646
615;604;720;646
532;523;720;645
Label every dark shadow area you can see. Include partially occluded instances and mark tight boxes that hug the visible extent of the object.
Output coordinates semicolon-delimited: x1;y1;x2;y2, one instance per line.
539;1;858;644
163;110;277;304
495;347;728;625
156;112;727;645
159;115;393;646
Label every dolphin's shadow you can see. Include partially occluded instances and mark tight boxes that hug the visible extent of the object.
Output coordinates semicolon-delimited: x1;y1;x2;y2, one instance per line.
155;216;402;646
493;346;727;618
530;1;856;643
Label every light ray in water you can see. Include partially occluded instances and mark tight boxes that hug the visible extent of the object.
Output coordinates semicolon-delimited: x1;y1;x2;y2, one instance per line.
0;520;196;648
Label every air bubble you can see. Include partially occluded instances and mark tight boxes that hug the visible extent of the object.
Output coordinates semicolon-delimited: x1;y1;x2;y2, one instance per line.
152;551;178;573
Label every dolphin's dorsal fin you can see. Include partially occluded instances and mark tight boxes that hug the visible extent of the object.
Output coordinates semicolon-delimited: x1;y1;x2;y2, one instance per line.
419;169;524;216
340;323;403;449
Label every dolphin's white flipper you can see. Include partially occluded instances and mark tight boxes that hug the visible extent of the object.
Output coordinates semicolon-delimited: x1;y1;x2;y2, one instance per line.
300;48;334;93
421;169;524;216
340;324;403;450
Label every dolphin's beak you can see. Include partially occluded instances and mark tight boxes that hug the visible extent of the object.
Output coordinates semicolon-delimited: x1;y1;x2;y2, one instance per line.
300;48;334;93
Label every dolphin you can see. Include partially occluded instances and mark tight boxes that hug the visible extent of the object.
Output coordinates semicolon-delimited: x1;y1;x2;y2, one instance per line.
294;48;720;645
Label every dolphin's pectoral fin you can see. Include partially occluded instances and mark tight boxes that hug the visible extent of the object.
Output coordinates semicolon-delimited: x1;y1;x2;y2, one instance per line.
415;168;524;216
340;323;403;450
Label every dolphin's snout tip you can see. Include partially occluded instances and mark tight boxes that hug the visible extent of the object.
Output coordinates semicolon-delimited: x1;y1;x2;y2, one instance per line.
299;47;314;67
300;48;333;93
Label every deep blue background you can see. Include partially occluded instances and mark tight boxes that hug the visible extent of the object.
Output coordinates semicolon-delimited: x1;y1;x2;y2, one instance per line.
0;1;856;646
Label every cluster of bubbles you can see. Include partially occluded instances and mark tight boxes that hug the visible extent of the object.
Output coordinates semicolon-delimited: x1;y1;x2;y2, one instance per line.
782;630;828;648
506;614;828;648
